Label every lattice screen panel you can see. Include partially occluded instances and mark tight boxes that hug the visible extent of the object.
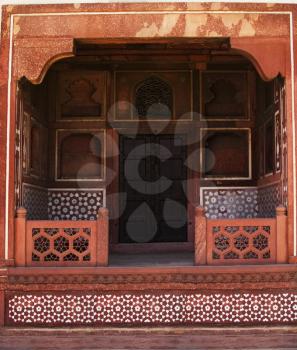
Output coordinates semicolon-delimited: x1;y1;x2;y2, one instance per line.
135;76;173;119
207;219;276;265
27;221;97;266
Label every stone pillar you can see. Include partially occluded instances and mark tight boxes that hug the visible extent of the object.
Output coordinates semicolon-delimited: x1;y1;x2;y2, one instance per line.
15;207;27;267
194;206;207;265
276;205;288;263
96;207;109;267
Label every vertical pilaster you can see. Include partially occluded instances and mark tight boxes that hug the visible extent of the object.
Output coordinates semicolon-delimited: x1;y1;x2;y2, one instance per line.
96;207;109;266
15;207;27;266
276;205;288;263
194;206;207;265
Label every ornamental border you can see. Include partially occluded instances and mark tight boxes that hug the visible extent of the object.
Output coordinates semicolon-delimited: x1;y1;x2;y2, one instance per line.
6;271;297;285
6;290;297;326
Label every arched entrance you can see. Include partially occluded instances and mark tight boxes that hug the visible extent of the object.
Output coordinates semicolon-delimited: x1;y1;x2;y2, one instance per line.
1;4;297;328
14;39;287;265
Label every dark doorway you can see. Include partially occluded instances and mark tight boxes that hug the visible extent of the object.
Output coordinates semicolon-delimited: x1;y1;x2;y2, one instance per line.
119;134;188;243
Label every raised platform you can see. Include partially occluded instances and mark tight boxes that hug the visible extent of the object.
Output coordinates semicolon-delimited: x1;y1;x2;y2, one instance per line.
2;264;297;327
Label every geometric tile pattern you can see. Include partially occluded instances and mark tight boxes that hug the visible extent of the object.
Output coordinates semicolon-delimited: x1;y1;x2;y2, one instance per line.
201;188;258;219
48;190;104;220
7;292;297;326
22;185;279;221
22;184;48;220
22;187;105;220
258;184;281;218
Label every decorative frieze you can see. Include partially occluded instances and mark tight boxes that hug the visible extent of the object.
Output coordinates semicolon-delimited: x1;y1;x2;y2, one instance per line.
7;270;297;285
6;291;297;326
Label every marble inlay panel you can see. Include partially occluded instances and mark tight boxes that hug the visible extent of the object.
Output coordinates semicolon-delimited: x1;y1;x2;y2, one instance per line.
48;190;105;220
258;184;281;218
22;184;48;220
201;188;258;219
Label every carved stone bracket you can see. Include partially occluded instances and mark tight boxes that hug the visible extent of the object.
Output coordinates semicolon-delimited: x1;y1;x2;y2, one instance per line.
231;37;289;81
13;38;74;84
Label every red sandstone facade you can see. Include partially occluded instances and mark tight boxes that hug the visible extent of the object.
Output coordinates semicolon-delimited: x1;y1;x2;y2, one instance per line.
0;2;297;327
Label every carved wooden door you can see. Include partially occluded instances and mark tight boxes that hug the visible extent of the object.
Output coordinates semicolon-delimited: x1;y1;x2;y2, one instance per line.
119;134;187;243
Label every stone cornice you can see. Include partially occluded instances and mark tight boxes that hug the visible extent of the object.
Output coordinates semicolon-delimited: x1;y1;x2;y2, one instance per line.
5;270;297;287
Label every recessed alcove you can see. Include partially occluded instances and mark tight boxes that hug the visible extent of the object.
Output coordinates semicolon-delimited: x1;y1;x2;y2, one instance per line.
15;40;286;248
2;4;296;331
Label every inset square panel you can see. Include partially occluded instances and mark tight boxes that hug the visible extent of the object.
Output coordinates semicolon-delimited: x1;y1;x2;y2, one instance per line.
201;128;251;180
56;129;105;181
56;70;107;120
200;71;249;120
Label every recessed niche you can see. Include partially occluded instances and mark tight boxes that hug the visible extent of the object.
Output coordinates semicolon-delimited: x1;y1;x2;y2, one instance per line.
57;70;107;120
202;129;250;179
57;130;104;180
201;71;249;120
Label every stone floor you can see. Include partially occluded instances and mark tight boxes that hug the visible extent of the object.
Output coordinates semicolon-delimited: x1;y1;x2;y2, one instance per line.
109;252;194;266
1;326;297;350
